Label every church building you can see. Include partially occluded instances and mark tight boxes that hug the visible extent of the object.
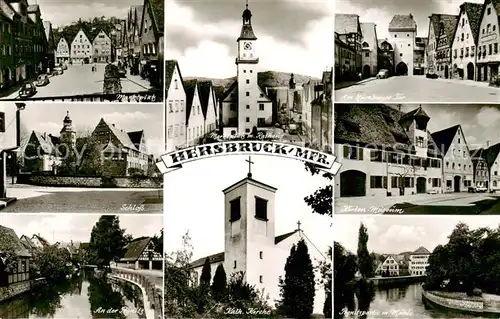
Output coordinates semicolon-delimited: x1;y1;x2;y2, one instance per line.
189;158;326;314
220;3;273;137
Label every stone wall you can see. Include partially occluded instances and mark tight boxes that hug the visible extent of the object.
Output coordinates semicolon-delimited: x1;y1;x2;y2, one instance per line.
19;174;162;188
423;291;484;312
0;281;31;302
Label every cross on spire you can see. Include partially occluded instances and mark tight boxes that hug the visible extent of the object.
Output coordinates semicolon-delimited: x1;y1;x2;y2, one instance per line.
297;220;301;231
245;156;254;178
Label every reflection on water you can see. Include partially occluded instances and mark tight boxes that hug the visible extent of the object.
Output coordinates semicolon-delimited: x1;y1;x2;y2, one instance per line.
337;282;489;319
0;270;146;319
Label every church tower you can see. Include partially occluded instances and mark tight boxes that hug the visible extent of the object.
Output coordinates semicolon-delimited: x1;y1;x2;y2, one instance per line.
60;111;76;148
222;157;277;293
236;1;259;135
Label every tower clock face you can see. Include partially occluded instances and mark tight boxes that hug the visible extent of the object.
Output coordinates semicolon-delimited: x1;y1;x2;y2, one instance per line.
244;42;252;50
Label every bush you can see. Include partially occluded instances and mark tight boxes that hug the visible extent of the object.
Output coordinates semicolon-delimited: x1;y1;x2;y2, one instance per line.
472;288;482;297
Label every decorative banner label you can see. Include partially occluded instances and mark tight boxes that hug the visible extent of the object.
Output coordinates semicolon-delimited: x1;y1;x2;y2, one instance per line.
156;141;342;174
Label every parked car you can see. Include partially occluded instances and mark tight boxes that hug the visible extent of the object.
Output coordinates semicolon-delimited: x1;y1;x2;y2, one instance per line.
19;81;37;98
427;189;438;194
36;74;50;86
468;186;488;193
376;69;389;79
61;63;68;70
53;67;63;76
426;73;439;79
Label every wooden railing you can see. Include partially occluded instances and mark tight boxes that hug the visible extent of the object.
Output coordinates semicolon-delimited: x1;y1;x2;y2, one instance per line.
1;90;163;102
110;267;163;319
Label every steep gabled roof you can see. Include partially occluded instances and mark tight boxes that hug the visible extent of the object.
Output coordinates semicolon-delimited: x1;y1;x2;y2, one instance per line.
335;14;361;35
0;226;31;257
32;234;50;247
20;235;37;251
220;80;238;102
198;81;214;119
412;246;431;255
190;252;224;269
484;142;500;168
97;118;137;151
127;130;144;149
120;237;152;261
462;2;483;43
149;0;164;32
360;22;377;49
438;15;459;43
389;14;417;30
478;0;500;42
275;230;299;244
431;124;461;157
165;60;185;95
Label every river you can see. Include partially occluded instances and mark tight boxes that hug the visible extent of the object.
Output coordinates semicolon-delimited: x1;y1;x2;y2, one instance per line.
0;270;147;319
337;282;491;319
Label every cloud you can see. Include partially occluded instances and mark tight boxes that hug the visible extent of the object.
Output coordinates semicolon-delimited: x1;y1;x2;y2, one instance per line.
34;122;62;135
147;137;165;157
476;107;500;128
102;111;151;125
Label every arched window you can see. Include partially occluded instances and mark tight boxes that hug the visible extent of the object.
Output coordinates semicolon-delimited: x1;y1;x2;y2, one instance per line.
362;42;369;48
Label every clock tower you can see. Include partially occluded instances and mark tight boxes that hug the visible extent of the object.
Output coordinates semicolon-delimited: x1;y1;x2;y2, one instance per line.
236;1;259;134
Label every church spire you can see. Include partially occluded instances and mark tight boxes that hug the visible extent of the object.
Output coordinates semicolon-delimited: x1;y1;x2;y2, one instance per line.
238;0;257;40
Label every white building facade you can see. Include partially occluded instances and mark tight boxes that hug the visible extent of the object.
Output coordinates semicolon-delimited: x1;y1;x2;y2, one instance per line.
165;60;186;153
55;38;70;64
389;14;417;76
186;82;205;146
476;0;500;82
92;30;112;63
409;247;430;276
70;29;92;64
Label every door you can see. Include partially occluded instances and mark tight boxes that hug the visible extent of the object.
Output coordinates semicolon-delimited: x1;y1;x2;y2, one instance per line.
396;62;408;76
416;177;426;194
340;170;366;197
445;65;449;79
454;176;461;192
467;63;474;80
363;65;371;78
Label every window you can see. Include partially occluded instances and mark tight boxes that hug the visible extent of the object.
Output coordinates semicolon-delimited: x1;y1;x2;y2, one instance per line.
489;44;492;55
245;128;250;133
416;136;424;147
370;176;387;189
488;7;491;15
495;43;498;54
246;117;250;122
257;118;265;126
234;261;237;269
487;24;491;33
259;276;263;283
167;125;173;138
365;52;369;57
259;251;263;259
343;145;363;160
174;79;178;89
230;197;241;222
246;91;250;96
255;197;268;220
259;104;264;111
370;150;385;162
246;105;250;109
400;53;403;57
495;171;498;176
246;79;249;84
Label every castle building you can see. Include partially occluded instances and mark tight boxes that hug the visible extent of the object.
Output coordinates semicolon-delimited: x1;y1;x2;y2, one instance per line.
70;29;92;64
389;14;417;76
220;4;273;136
188;165;326;314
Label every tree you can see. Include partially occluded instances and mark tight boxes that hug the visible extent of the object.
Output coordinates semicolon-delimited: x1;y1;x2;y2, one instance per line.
357;223;374;279
200;257;212;286
212;263;227;302
197;257;213;313
277;239;315;318
334;242;357;317
88;215;127;268
317;246;332;318
223;271;273;317
32;245;72;282
304;162;333;217
151;229;163;254
75;135;104;176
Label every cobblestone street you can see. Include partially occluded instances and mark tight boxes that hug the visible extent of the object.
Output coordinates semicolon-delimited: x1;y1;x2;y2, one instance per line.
335;76;499;103
2;64;153;99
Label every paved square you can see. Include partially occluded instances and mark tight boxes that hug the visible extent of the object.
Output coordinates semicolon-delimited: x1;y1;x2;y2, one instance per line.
335;76;499;103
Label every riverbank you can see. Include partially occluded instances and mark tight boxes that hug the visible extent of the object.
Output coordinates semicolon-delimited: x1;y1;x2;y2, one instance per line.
422;290;500;317
370;275;425;287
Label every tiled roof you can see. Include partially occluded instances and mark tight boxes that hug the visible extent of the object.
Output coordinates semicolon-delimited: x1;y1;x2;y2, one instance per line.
31;131;61;156
220;80;238;102
389;14;417;30
429;14;442;38
431;125;461;157
149;0;164;31
360;22;377;49
184;79;198;124
462;2;483;42
43;21;52;42
165;60;184;95
198;81;214;119
20;235;37;251
484;142;500;168
0;226;31;257
127;130;144;150
239;24;257;40
377;38;393;50
98;118;137;151
120;237;151;261
335;14;360;34
32;234;50;247
439;15;459;43
275;230;298;244
412;246;430;255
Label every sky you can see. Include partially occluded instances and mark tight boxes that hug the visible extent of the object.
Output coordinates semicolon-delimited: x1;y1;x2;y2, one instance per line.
401;104;500;149
333;215;500;255
34;0;138;28
166;0;333;79
0;214;162;244
335;0;484;39
0;102;164;157
164;155;333;261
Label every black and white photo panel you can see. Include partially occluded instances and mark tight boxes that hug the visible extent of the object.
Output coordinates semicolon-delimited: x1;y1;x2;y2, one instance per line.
163;155;333;318
0;102;163;213
0;213;163;318
335;103;500;215
0;0;163;103
333;215;500;318
334;0;500;103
